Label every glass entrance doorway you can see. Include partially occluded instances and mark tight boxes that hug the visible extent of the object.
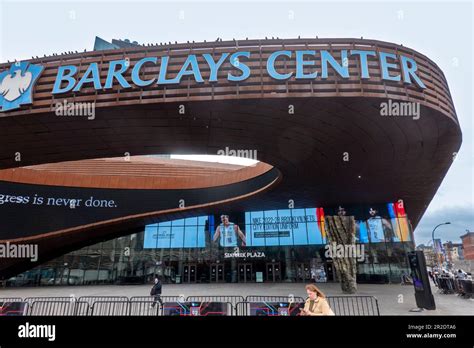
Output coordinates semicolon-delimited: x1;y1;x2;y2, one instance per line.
238;263;253;282
266;262;281;282
296;263;311;282
210;263;225;282
183;263;197;283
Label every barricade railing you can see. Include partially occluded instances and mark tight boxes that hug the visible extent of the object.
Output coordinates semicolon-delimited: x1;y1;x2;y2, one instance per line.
458;279;473;298
2;294;381;316
186;295;245;314
78;296;129;305
129;300;161;316
245;295;306;303
0;297;23;303
161;301;233;316
0;297;28;316
437;277;456;294
235;301;250;316
27;300;76;316
90;300;130;316
74;301;91;316
326;295;380;316
24;296;72;305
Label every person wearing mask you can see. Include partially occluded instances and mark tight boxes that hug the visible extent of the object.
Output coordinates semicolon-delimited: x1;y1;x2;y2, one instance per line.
300;284;334;316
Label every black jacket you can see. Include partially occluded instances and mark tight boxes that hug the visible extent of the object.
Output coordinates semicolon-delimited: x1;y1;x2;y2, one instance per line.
150;281;162;296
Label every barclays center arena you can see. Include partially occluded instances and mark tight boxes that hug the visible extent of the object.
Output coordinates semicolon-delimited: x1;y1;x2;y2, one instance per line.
0;36;461;286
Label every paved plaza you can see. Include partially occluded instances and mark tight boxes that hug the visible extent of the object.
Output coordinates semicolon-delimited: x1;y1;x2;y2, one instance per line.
1;282;472;315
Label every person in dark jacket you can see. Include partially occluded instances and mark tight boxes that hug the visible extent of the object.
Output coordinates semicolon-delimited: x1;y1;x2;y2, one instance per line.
150;276;163;308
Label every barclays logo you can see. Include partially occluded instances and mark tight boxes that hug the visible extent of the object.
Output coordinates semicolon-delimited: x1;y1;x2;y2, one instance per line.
0;61;43;112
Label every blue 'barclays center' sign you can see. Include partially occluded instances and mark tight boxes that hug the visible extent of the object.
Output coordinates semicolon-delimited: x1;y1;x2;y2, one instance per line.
0;49;426;112
52;49;426;94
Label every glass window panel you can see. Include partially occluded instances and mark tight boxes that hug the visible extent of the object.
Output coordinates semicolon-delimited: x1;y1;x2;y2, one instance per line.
290;209;308;245
304;208;318;223
170;225;184;248
244;224;253;246
197;225;206;248
198;216;208;225
185;217;198;225
158;220;172;227
263;210;280;246
143;224;158;249
171;218;186;226
246;211;265;246
184;225;198;248
307;222;323;245
276;209;293;246
157;224;173;248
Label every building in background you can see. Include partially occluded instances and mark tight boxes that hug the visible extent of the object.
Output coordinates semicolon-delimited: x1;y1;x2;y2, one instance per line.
443;241;464;269
460;232;474;261
0;36;462;286
416;244;436;268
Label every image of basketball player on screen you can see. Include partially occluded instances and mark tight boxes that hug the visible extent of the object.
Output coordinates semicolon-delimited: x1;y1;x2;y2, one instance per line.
366;207;393;242
213;214;246;247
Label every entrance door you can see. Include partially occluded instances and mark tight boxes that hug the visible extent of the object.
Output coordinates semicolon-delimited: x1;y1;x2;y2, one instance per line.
183;263;197;283
266;262;281;282
210;263;225;283
238;263;253;282
296;263;311;282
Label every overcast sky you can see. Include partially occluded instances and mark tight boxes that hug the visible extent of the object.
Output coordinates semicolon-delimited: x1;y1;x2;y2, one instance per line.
1;0;472;245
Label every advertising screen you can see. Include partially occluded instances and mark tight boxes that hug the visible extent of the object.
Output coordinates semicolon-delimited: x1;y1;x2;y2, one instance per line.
244;208;324;246
143;216;208;249
323;202;412;243
143;202;411;249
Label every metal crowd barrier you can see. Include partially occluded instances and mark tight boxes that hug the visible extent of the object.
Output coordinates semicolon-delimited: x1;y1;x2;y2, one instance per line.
129;297;161;316
27;300;76;316
437;277;456;294
74;301;92;316
0;297;23;303
77;296;129;315
78;296;129;305
235;302;250;316
458;279;474;299
0;297;27;316
24;297;74;316
245;295;306;303
24;296;73;305
91;300;130;316
186;295;245;312
326;296;380;316
161;301;233;316
0;295;381;316
434;276;474;298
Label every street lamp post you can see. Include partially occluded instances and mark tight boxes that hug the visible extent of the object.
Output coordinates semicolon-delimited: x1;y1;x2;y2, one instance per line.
431;222;451;270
